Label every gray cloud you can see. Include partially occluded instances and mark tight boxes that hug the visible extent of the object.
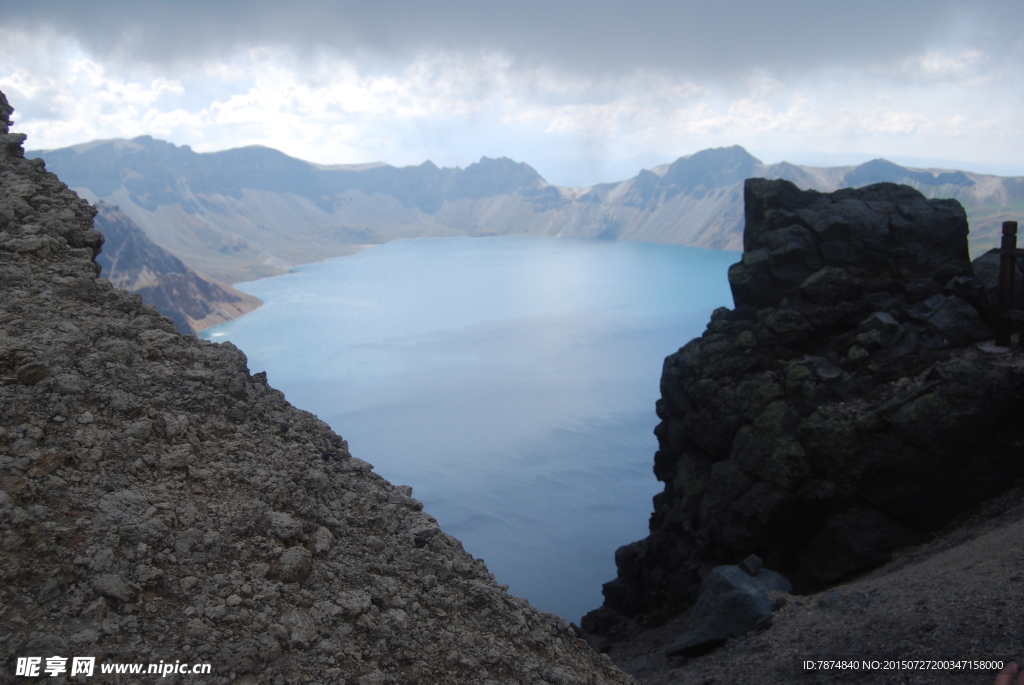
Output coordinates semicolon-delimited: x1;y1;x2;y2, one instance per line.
4;0;1022;79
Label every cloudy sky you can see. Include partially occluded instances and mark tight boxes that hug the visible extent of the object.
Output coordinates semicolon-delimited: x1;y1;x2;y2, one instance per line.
2;0;1022;185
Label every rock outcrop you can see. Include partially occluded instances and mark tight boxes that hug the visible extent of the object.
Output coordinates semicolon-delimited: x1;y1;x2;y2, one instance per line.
585;178;1024;635
0;89;634;684
93;202;261;336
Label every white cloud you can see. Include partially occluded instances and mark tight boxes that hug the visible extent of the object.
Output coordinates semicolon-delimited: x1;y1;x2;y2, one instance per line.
828;107;925;137
71;60;184;102
1;23;1022;182
889;48;999;86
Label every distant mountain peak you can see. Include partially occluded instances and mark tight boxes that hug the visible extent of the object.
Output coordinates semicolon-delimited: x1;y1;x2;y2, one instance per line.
844;158;975;188
659;145;763;192
464;156;543;178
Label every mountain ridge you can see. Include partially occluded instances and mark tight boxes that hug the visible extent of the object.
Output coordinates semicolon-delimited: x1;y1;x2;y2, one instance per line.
30;139;1024;286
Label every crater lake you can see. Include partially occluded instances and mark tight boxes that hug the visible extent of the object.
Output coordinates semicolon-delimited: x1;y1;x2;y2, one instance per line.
203;235;738;621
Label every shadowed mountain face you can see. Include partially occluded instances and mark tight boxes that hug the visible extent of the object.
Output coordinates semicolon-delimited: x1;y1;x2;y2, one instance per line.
93;202;261;335
31;139;1024;284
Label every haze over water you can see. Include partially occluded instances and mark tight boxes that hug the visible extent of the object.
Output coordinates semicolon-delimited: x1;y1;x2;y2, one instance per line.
204;235;737;621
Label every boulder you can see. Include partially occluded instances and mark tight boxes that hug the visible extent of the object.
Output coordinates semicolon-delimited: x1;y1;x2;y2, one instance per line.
280;608;318;650
731;180;972;309
22;634;71;658
666;561;791;657
91;573;138;602
266;511;303;540
16;361;48;385
277;545;312;583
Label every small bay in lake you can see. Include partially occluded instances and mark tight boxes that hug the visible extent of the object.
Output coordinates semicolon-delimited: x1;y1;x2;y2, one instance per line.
203;235;738;621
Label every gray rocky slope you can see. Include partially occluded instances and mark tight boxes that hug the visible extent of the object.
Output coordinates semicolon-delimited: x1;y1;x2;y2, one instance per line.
0;92;634;684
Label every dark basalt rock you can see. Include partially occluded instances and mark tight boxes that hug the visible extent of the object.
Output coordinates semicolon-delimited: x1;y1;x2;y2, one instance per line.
665;561;791;657
584;179;1024;632
731;179;972;309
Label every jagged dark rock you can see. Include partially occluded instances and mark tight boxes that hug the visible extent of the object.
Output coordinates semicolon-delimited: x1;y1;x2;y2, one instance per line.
731;179;973;309
0;89;635;684
585;178;1024;635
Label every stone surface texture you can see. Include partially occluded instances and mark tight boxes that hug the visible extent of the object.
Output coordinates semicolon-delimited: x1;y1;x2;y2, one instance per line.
585;178;1024;635
0;89;634;684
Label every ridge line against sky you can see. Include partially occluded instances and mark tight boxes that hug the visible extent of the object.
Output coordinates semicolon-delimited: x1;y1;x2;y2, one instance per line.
28;137;1024;189
2;0;1022;187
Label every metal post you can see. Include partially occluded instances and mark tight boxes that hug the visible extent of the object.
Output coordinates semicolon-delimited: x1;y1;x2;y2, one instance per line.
996;220;1018;347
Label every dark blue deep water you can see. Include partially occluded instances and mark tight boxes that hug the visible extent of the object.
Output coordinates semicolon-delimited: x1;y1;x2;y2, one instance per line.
203;235;738;621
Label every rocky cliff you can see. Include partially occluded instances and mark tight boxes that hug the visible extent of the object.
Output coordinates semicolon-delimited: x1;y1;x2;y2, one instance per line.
585;179;1024;636
93;202;261;336
0;90;634;684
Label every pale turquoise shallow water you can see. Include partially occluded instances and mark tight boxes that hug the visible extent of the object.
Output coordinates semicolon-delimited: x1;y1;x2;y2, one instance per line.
203;235;738;621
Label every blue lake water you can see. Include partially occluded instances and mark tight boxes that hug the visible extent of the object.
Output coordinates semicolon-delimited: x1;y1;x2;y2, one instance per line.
203;235;739;621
